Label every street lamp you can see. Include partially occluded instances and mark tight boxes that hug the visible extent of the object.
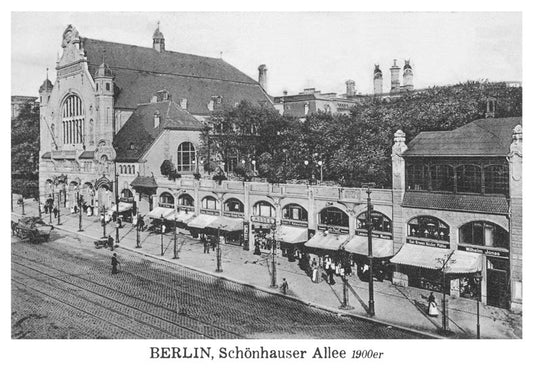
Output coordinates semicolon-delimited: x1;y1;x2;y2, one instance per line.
101;205;107;237
317;160;323;184
436;253;456;335
77;192;83;232
363;182;376;316
115;162;120;243
270;224;278;288
173;215;179;259
135;213;142;248
160;214;165;256
474;271;483;339
304;160;309;182
339;266;353;310
57;199;61;225
216;226;225;272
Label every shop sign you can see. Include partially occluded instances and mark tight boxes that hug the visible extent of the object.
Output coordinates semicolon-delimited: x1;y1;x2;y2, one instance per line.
317;225;349;234
223;211;244;219
119;197;134;203
177;205;194;212
458;245;509;259
201;209;220;216
281;219;308;228
243;221;250;250
251;216;276;224
407;238;449;249
159;203;174;209
354;230;392;240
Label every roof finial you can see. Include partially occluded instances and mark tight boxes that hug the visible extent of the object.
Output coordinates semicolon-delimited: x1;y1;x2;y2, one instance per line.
157;20;160;30
46;67;49;80
219;51;223;59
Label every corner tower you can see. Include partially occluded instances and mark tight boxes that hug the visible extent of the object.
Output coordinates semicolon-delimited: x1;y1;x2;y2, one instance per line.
153;22;165;53
94;60;115;142
403;59;414;91
373;65;383;95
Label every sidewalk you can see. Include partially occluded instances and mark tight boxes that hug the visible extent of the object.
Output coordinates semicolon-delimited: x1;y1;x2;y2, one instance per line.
12;200;522;339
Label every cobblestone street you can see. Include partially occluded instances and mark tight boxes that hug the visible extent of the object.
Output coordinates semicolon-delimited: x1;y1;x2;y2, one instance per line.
11;229;425;339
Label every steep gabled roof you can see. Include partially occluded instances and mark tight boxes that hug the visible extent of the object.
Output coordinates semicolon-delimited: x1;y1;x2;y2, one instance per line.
113;100;204;162
82;38;271;114
404;117;522;157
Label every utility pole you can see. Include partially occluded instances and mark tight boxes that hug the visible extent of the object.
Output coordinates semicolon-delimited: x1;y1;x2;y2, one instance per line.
436;252;455;335
216;226;223;272
160;214;164;256
77;192;83;232
57;200;61;225
136;213;141;248
115;162;120;243
102;205;106;237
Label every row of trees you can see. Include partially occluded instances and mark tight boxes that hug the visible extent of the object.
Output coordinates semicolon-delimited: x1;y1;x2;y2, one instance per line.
11;102;40;199
200;81;522;188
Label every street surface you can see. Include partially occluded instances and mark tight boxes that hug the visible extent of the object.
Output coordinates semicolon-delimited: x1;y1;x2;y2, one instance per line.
11;230;425;339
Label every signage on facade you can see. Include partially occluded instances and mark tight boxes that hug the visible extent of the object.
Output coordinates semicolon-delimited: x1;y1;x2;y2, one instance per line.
458;245;510;259
317;225;349;234
223;211;245;219
177;205;194;213
281;219;308;228
201;209;220;216
251;216;276;224
354;230;393;240
159;203;174;209
406;238;449;249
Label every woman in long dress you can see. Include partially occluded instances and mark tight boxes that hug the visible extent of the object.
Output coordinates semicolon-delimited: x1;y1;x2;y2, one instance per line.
428;292;439;317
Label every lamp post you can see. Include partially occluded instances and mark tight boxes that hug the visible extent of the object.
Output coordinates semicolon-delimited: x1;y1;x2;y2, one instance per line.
436;252;456;335
49;194;53;224
474;271;482;339
102;205;106;237
339;269;353;310
304;160;309;183
160;214;164;256
173;215;179;259
115;162;120;243
77;192;83;232
363;183;376;317
135;213;141;248
57;199;61;225
318;160;323;184
216;226;223;272
270;224;278;288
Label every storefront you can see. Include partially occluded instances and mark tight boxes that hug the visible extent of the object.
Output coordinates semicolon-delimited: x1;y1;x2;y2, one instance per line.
176;193;195;228
220;198;245;245
251;201;276;251
277;204;310;260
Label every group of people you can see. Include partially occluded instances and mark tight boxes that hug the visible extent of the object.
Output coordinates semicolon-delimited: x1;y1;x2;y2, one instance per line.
201;235;219;254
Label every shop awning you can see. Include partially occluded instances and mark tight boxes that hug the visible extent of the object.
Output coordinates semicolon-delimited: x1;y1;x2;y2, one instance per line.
304;232;350;251
207;217;243;232
186;214;218;229
167;210;196;223
343;236;394;258
390;244;482;273
146;207;174;219
117;202;133;213
275;226;308;244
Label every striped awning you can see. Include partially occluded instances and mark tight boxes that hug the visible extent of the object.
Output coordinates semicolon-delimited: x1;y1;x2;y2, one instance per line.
343;236;394;258
187;214;218;229
146;207;174;219
206;216;244;232
275;226;309;244
167;210;196;223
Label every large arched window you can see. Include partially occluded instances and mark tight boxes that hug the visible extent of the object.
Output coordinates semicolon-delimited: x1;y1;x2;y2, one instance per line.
201;196;218;210
177;142;196;172
430;165;454;192
282;204;308;222
456;165;482;193
408;216;449;242
459;221;509;249
121;189;133;198
159;192;174;205
62;94;84;145
178;194;194;207
253;201;275;217
319;207;349;228
224;198;244;213
484;165;509;195
406;164;429;190
356;211;392;233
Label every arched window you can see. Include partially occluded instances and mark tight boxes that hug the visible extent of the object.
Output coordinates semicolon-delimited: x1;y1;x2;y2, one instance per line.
459;221;509;249
319;207;349;228
119;165;123;174
129;165;133;175
178;194;194;207
62;94;84;145
408;216;449;242
121;189;133;198
282;204;308;222
201;196;218;210
159;192;175;205
430;165;454;192
177;142;196;172
253;201;275;217
132;165;136;175
406;164;428;190
356;211;392;233
484;165;509;195
456;165;482;193
224;198;244;213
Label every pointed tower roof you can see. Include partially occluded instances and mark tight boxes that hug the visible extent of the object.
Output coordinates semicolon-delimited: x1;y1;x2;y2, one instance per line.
95;62;113;78
39;69;53;92
152;22;164;39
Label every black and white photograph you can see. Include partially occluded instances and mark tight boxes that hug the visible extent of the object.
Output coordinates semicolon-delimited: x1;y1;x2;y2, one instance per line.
6;4;530;377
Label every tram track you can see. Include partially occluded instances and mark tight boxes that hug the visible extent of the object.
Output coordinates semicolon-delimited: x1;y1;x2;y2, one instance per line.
12;258;243;339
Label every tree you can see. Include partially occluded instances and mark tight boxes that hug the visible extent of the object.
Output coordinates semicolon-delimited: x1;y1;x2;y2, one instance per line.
12;102;40;199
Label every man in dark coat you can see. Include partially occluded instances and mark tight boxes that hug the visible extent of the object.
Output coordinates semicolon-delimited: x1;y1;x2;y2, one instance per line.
108;235;114;251
111;253;120;274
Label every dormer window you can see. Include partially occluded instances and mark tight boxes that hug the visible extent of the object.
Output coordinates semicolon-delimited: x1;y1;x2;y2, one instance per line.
156;90;170;102
129;142;135;150
154;112;161;128
180;98;188;110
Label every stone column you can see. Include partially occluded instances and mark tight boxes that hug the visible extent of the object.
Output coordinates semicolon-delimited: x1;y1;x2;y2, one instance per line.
508;124;522;312
391;130;408;254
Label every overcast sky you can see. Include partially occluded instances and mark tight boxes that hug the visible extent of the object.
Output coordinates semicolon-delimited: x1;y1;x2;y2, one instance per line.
11;12;521;97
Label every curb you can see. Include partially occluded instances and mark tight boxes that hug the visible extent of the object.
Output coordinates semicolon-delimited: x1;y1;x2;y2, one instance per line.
49;221;440;339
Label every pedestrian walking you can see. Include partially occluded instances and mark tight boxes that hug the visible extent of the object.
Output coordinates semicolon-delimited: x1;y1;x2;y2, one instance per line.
108;234;114;251
281;278;289;294
254;241;261;255
428;292;438;317
111;253;120;274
